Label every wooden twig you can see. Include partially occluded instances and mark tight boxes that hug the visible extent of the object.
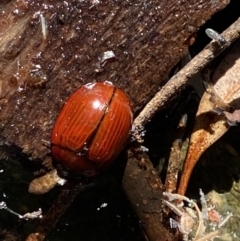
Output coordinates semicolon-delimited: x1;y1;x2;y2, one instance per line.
165;114;188;193
133;17;240;142
122;148;174;241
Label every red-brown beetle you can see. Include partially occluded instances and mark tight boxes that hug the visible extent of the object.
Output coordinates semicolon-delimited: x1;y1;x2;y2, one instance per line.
51;81;133;177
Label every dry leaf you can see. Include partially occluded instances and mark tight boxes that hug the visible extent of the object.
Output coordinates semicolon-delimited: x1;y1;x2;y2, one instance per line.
178;39;240;195
223;109;240;125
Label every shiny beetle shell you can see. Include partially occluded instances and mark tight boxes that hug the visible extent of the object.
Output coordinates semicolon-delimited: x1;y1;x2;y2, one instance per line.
51;81;133;177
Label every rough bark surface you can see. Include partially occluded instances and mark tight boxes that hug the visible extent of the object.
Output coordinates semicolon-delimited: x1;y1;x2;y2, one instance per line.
0;0;230;161
122;149;174;241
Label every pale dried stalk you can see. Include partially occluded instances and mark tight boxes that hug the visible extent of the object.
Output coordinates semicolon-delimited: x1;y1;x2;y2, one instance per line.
133;17;240;141
194;230;220;241
163;192;205;240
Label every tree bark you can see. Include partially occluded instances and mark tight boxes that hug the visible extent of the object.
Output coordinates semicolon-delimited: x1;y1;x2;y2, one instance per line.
122;148;174;241
0;0;230;161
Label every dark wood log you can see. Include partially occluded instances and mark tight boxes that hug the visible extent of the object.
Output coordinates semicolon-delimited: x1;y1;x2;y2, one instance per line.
122;148;174;241
0;0;229;161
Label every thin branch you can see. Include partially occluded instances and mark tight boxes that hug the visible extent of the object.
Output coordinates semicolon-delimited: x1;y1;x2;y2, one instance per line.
133;17;240;142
